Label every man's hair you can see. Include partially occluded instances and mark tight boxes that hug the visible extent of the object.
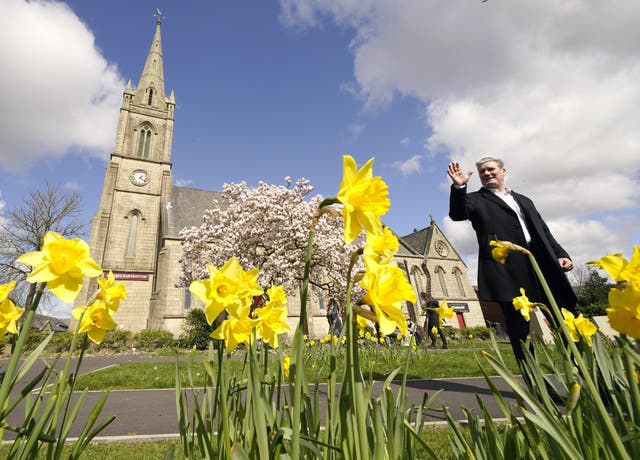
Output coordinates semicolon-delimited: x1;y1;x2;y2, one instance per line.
475;157;504;169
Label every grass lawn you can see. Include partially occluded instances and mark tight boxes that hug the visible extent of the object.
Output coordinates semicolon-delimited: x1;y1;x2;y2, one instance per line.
74;339;519;391
0;425;460;459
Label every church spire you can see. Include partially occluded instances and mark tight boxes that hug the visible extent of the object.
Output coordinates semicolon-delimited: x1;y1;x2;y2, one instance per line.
133;12;166;108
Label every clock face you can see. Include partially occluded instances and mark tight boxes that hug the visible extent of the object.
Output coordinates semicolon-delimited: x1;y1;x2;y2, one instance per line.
434;240;449;257
130;169;150;186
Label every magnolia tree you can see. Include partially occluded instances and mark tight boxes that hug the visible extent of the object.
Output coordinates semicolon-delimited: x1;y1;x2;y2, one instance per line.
178;178;362;304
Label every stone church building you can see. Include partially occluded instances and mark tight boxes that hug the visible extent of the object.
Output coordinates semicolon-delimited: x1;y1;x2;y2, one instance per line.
76;20;485;338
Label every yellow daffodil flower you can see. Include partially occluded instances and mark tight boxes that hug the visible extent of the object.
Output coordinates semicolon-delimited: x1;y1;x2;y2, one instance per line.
337;155;390;244
16;232;102;303
0;281;23;340
283;355;291;378
189;257;263;325
96;271;127;312
490;240;512;264
606;285;640;339
431;326;438;335
360;260;415;337
72;300;117;345
589;245;640;291
435;298;454;327
562;308;597;345
363;227;399;266
253;302;290;349
356;312;371;332
512;288;535;322
265;284;287;308
210;315;260;352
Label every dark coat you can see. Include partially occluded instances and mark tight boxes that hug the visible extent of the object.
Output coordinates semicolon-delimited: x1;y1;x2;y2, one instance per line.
449;185;577;310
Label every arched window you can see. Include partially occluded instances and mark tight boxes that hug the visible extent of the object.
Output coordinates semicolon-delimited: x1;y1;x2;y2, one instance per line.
421;263;433;296
126;210;141;257
410;266;424;305
136;126;152;158
147;88;154;106
435;266;449;297
453;267;465;296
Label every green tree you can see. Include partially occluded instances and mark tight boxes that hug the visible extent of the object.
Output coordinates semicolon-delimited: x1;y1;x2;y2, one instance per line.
575;266;611;317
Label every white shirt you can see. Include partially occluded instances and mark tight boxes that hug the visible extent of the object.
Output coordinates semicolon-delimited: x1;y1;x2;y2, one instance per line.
488;188;532;243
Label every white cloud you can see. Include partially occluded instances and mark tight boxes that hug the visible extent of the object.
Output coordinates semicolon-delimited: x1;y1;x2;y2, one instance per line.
280;0;640;267
0;0;124;172
175;179;194;187
400;137;409;145
392;154;422;177
62;181;82;192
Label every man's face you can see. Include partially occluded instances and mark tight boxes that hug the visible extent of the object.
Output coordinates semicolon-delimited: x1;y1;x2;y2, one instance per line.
477;161;506;189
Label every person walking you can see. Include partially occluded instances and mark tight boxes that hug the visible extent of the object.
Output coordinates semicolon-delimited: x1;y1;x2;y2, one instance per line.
447;157;576;362
422;294;448;349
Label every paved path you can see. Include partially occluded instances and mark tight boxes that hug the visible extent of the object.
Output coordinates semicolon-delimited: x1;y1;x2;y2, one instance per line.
2;353;526;441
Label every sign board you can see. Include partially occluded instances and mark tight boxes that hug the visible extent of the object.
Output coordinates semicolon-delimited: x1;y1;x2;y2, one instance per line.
447;302;469;313
104;271;149;281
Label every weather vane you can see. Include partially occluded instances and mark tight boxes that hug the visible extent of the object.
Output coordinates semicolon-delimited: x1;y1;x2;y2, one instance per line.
155;8;165;23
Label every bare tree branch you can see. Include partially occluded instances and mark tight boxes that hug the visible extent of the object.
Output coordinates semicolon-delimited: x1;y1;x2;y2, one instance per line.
0;182;88;311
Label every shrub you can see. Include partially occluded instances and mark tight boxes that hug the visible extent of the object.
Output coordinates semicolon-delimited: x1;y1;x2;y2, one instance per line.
178;308;216;350
94;329;132;352
459;326;492;340
48;332;74;352
133;329;176;350
23;331;50;351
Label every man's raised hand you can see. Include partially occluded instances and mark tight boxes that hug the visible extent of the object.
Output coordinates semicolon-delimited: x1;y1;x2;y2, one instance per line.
447;162;473;187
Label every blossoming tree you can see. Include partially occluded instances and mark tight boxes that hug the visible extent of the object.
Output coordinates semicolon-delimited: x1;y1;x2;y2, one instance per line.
178;178;362;304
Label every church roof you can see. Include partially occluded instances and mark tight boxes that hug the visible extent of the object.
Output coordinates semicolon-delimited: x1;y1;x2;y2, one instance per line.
401;226;431;255
162;186;223;239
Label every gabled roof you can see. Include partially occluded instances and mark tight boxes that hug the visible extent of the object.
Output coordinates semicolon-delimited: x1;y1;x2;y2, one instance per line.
31;314;69;332
400;226;430;255
162;186;223;239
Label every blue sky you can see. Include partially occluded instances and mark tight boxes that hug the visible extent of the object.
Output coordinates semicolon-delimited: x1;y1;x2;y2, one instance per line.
1;0;639;301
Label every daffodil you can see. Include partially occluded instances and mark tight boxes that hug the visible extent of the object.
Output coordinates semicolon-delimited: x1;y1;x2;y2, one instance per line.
210;315;260;352
189;257;263;325
363;227;399;266
435;298;454;327
490;240;512;264
512;288;535;322
0;281;23;340
562;308;597;345
360;260;415;337
589;246;640;291
16;231;102;303
283;355;291;378
337;155;390;243
72;300;117;345
97;271;127;312
606;285;640;338
253;286;290;348
356;312;371;332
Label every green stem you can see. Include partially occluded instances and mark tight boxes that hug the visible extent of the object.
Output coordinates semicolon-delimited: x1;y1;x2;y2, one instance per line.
528;254;630;460
339;249;368;459
47;308;87;459
0;283;46;436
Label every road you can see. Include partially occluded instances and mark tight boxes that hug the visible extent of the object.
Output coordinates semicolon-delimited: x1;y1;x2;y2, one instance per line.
1;353;528;441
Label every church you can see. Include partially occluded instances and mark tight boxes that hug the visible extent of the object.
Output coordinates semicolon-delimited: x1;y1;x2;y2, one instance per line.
76;19;485;338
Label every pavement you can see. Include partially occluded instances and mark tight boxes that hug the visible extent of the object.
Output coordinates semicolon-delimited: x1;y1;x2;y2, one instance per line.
1;352;528;442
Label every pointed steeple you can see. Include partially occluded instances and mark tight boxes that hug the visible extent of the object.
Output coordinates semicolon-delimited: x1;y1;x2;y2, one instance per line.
133;16;166;108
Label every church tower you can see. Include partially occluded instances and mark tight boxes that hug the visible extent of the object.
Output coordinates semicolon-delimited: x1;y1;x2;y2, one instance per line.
81;18;175;331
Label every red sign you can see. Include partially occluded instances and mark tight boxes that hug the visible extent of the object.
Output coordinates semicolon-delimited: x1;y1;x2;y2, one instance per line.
104;271;150;281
